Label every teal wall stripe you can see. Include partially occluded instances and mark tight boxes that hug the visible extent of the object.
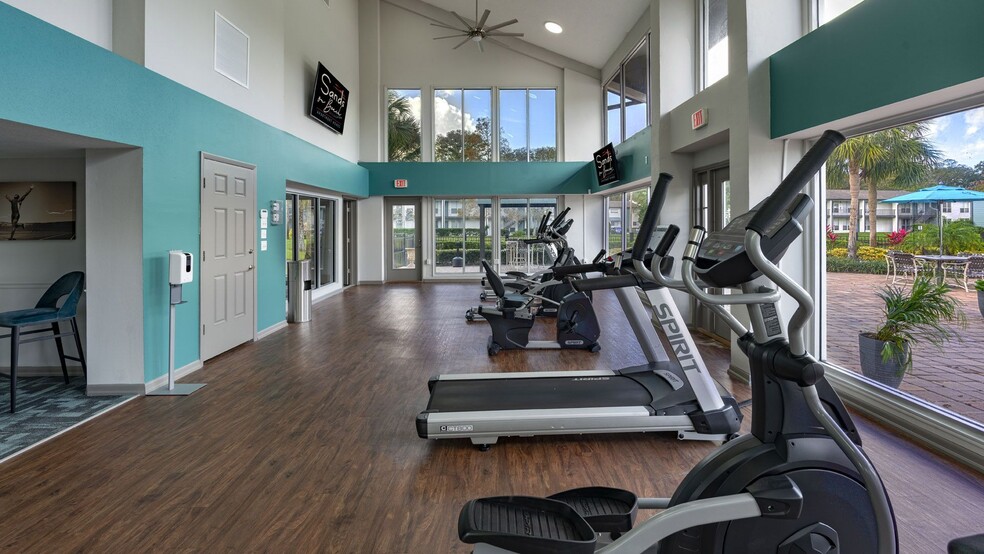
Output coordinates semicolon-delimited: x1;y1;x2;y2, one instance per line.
770;0;984;137
0;3;368;382
361;161;593;196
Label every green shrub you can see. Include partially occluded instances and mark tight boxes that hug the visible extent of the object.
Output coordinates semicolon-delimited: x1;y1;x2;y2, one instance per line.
976;280;984;292
826;256;887;274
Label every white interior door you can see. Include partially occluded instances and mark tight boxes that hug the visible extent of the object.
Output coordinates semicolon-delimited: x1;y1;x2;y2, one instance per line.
201;156;256;361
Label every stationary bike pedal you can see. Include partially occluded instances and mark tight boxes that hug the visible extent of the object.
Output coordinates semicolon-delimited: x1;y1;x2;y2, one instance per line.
547;487;638;534
458;496;596;554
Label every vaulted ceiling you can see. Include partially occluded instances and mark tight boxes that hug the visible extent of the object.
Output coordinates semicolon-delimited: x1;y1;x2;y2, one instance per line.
418;0;650;69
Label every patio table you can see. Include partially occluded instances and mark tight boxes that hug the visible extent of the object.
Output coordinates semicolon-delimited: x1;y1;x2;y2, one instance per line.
915;254;969;285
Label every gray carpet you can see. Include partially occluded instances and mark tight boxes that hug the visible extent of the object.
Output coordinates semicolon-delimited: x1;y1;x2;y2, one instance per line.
0;377;132;460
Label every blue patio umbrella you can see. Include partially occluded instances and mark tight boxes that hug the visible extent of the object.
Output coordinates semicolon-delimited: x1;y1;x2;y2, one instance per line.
880;185;984;254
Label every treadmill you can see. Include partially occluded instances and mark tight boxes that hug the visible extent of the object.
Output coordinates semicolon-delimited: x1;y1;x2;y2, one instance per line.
416;173;742;450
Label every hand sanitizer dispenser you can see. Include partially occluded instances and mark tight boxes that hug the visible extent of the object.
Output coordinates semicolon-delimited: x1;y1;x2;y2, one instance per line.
169;250;194;285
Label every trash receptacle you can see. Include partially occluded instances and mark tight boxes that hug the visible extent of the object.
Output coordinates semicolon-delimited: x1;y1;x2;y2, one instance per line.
287;260;312;323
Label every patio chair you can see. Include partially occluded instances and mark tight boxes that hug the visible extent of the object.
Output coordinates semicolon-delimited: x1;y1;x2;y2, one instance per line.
890;252;923;285
0;272;87;413
884;250;899;282
944;254;984;292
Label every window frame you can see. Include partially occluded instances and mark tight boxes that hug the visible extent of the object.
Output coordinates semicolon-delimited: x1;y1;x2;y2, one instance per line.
286;191;342;291
603;34;651;146
696;0;728;91
498;87;559;162
603;184;653;254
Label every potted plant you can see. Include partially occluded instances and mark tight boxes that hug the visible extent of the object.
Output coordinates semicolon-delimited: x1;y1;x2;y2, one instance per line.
858;277;965;388
976;279;984;318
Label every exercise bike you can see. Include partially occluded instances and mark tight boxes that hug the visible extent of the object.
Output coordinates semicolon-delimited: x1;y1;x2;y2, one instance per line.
455;131;898;553
477;259;601;355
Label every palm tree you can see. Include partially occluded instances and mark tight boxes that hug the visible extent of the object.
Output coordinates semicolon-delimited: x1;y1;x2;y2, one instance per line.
827;124;940;258
387;92;421;161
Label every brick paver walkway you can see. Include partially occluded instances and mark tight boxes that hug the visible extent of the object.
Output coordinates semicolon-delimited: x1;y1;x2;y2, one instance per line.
826;272;984;422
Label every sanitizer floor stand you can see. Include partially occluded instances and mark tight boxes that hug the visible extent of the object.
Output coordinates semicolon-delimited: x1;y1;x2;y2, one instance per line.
148;284;206;396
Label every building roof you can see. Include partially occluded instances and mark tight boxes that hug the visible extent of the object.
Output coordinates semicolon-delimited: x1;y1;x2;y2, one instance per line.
826;189;911;201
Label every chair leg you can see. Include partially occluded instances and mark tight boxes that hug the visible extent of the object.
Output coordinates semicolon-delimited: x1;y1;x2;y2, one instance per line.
52;321;70;384
10;326;19;413
70;317;87;378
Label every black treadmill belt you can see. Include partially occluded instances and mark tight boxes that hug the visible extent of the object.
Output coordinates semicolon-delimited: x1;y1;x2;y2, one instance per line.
427;375;655;412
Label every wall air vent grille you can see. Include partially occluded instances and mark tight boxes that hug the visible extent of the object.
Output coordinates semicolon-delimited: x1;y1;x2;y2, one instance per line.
214;12;249;88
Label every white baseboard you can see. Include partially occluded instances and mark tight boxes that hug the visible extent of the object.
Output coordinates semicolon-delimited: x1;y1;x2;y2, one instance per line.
257;320;288;340
0;366;85;377
88;383;145;396
143;359;204;394
359;280;383;285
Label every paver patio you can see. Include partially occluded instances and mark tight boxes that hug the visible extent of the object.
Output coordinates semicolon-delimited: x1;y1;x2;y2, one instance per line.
825;272;984;423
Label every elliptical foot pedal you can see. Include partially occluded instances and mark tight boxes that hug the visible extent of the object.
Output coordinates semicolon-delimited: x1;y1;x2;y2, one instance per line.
547;487;638;534
459;496;596;554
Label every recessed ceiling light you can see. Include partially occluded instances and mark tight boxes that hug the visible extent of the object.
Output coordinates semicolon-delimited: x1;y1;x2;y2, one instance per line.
544;21;563;34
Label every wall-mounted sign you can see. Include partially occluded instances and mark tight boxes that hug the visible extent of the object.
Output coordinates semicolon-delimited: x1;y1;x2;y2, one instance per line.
309;62;349;134
691;108;707;130
394;179;408;189
593;143;620;186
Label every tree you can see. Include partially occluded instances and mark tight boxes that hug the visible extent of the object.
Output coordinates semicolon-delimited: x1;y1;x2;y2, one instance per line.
387;92;421;161
435;117;493;161
827;124;941;257
926;159;983;189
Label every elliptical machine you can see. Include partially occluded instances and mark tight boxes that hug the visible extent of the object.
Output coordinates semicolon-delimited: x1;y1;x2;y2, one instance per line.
455;131;898;553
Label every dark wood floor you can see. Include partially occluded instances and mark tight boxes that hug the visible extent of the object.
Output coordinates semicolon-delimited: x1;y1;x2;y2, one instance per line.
0;283;981;553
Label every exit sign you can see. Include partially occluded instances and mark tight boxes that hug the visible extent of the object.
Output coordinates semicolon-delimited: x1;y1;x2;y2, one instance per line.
692;108;707;130
394;179;408;189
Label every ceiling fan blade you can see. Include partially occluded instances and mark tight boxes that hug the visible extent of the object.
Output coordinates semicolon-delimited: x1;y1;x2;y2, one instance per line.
477;39;485;53
477;9;491;30
452;36;473;50
484;18;518;32
487;31;524;37
430;22;467;32
450;11;474;30
433;34;470;40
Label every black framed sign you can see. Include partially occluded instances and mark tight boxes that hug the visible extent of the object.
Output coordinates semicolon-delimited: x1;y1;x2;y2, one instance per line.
593;143;619;186
309;62;349;134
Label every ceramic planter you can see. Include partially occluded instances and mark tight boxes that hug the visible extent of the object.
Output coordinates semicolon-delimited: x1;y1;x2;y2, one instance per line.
858;333;908;388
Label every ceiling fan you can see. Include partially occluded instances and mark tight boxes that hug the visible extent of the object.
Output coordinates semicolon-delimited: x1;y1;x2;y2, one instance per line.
431;0;524;52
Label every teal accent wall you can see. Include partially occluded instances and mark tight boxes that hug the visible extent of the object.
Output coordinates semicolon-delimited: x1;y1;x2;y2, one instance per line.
587;126;652;194
361;162;593;196
0;3;368;382
771;0;984;137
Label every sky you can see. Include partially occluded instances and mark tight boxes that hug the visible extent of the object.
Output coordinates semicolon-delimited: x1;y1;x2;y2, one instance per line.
924;107;984;168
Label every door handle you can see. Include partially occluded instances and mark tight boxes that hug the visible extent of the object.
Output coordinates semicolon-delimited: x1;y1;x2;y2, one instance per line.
247;265;254;271
249;249;254;254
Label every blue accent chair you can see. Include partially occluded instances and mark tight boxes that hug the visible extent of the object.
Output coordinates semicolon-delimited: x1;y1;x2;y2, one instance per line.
0;272;87;413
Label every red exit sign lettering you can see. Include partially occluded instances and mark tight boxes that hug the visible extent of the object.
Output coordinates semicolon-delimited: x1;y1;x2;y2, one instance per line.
692;108;707;130
394;179;408;189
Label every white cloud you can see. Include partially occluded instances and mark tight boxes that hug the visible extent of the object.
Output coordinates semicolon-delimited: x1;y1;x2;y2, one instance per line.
433;95;478;134
964;107;984;137
958;138;984;166
923;114;950;140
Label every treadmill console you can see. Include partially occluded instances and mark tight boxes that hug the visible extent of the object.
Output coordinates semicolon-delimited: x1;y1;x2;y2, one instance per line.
692;193;813;288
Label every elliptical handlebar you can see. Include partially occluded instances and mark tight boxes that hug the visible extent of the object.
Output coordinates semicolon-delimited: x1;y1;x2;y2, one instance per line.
631;173;672;261
550;207;572;230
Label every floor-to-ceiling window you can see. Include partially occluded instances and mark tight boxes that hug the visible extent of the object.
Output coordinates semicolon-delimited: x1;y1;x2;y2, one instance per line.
605;185;654;255
286;193;339;290
606;193;625;253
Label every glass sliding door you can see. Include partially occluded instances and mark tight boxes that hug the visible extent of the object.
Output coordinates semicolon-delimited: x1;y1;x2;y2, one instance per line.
499;197;559;273
607;193;625;253
433;198;492;274
286;193;340;290
318;198;336;286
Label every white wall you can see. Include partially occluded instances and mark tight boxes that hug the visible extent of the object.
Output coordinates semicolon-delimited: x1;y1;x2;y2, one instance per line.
283;0;360;163
141;0;361;163
0;157;86;371
2;0;113;50
144;0;286;131
563;69;603;161
85;148;145;392
562;194;605;263
357;196;384;283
